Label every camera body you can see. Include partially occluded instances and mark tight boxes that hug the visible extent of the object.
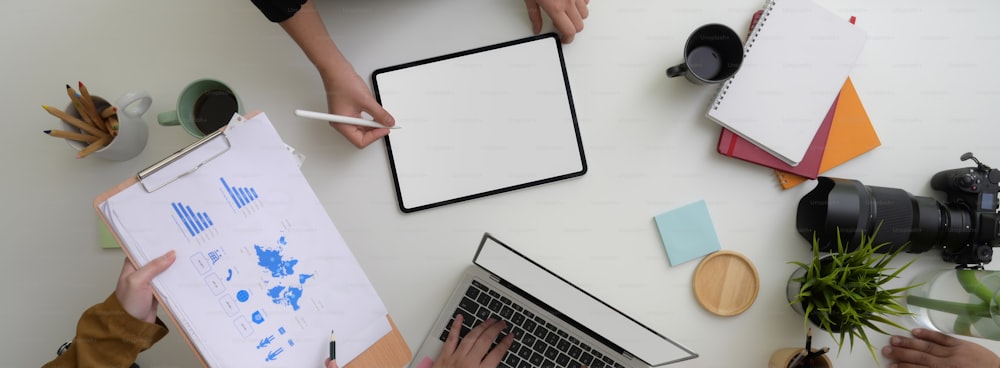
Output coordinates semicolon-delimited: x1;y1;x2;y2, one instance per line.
928;156;1000;265
797;153;1000;268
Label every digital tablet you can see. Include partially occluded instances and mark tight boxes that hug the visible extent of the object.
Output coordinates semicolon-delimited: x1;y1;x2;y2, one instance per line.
372;33;586;213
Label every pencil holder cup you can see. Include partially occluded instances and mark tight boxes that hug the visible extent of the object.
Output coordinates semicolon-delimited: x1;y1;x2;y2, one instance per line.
60;91;151;161
768;347;832;368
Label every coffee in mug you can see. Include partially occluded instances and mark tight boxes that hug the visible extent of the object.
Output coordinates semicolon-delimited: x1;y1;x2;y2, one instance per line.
193;89;239;135
666;24;744;85
158;79;243;138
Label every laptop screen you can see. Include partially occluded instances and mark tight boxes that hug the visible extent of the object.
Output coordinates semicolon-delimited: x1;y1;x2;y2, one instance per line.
473;234;698;366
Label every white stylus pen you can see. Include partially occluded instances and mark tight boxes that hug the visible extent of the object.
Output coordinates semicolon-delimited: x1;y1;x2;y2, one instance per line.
294;109;400;129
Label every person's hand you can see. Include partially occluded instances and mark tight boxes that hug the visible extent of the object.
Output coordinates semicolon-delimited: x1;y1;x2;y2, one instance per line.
114;250;176;324
524;0;589;43
882;328;1000;368
324;358;339;368
276;1;394;149
319;62;395;149
433;315;514;368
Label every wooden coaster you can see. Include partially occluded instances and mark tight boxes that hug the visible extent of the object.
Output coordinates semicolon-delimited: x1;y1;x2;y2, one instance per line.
692;250;759;316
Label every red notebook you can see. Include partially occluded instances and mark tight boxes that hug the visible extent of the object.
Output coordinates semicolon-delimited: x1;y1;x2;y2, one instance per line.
717;97;838;179
775;77;880;189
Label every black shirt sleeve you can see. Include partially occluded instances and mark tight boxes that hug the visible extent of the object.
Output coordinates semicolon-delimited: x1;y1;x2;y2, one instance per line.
251;0;309;23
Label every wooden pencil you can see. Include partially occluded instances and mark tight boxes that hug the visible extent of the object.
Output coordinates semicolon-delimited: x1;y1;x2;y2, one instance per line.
76;135;112;159
44;129;100;143
64;85;87;121
77;81;101;124
106;116;118;136
75;101;103;132
100;105;117;119
66;101;106;135
65;84;101;129
805;328;812;355
41;104;109;138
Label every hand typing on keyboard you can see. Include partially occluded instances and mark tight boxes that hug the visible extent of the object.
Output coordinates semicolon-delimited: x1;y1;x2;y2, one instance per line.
434;315;514;368
438;280;604;368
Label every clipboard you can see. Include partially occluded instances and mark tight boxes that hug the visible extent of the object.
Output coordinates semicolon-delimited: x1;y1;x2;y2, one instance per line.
94;112;410;367
372;33;587;213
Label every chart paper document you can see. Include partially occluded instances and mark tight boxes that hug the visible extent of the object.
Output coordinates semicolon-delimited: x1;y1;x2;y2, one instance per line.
98;114;390;366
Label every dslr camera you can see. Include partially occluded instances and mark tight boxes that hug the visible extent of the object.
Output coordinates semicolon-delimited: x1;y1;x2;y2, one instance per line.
796;153;1000;268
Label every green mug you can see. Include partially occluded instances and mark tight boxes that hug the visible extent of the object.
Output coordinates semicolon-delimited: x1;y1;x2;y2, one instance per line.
157;79;244;137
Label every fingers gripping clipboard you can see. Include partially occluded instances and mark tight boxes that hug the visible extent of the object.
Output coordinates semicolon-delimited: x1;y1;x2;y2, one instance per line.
94;112;410;367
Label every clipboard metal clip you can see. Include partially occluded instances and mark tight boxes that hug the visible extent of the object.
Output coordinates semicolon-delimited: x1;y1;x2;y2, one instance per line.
137;128;232;193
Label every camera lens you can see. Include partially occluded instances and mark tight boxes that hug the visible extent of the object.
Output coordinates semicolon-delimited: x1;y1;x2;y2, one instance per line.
796;177;958;253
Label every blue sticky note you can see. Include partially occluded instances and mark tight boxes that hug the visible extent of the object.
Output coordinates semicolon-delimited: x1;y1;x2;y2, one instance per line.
654;200;722;266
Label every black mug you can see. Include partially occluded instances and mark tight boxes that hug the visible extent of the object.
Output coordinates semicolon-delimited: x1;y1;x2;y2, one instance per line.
666;24;744;84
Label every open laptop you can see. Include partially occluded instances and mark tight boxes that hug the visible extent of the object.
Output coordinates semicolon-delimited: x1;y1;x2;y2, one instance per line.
410;233;698;368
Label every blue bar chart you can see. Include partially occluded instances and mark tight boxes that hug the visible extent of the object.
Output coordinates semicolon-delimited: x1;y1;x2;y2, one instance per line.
172;202;214;237
220;177;260;209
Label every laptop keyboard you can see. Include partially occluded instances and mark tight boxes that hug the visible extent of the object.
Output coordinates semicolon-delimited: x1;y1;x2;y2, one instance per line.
439;279;626;368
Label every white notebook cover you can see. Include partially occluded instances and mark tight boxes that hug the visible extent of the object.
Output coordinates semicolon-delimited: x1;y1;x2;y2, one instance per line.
706;0;867;166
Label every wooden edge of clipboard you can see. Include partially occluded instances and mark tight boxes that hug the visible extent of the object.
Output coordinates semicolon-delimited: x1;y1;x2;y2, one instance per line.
92;111;412;367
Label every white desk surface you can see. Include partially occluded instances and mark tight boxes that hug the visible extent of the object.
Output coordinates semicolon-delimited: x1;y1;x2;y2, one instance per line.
4;0;999;367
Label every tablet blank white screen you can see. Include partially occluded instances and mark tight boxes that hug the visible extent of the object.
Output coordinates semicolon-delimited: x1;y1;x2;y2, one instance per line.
374;35;584;211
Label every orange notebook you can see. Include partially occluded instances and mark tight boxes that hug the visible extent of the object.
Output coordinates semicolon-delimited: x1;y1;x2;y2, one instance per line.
775;77;880;189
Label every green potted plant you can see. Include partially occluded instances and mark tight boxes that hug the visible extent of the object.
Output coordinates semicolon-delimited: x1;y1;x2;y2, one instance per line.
787;226;919;363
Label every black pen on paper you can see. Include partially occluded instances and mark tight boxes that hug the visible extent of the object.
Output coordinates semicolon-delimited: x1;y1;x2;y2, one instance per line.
329;330;336;361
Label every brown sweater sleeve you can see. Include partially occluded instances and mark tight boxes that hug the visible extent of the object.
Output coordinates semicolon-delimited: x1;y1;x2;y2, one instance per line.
42;293;168;368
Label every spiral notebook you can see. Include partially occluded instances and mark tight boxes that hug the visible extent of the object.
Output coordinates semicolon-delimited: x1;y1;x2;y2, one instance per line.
717;96;836;178
706;0;867;167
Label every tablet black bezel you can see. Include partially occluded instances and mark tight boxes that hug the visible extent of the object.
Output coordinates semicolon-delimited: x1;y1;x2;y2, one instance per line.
371;32;587;213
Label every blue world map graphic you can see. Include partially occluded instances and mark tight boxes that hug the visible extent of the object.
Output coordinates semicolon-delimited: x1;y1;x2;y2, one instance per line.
254;240;312;311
